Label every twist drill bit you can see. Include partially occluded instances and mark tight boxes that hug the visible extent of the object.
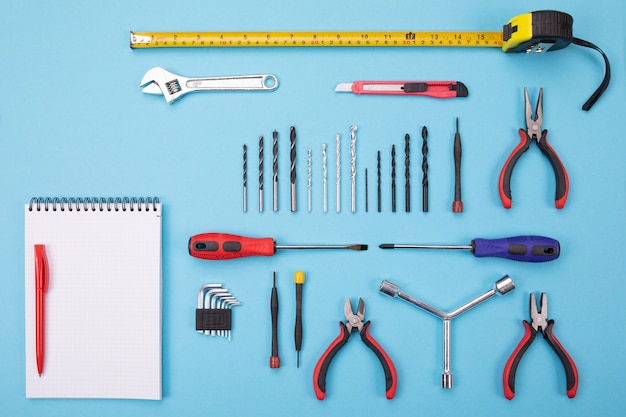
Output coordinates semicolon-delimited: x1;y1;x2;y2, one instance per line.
336;134;341;213
273;130;278;212
307;148;312;212
365;168;369;212
422;126;429;212
453;118;463;213
350;125;357;213
259;135;264;212
322;143;327;213
243;144;247;212
405;133;410;212
377;151;381;212
391;145;396;212
290;126;297;212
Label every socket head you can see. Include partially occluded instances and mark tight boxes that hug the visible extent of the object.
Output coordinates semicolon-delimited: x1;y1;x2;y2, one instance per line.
495;276;515;295
379;280;399;298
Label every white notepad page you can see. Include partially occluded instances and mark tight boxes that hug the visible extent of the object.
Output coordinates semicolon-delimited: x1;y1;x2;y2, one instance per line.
24;199;162;399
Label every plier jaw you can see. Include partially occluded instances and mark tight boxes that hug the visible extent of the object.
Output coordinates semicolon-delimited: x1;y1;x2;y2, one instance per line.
344;298;365;333
529;292;549;332
524;87;544;141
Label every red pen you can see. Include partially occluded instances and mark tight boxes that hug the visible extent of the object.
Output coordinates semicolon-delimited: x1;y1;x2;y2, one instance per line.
34;244;49;377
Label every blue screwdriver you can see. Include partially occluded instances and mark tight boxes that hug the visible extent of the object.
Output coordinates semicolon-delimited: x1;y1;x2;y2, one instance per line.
379;235;559;262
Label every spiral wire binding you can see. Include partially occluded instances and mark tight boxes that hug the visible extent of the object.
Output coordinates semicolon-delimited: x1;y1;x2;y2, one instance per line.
28;197;160;212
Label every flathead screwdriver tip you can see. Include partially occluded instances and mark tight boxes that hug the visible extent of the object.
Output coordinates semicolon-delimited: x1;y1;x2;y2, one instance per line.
349;244;368;251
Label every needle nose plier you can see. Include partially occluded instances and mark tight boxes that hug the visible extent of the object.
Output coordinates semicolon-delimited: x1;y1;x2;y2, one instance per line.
498;88;569;209
503;293;578;399
313;298;397;400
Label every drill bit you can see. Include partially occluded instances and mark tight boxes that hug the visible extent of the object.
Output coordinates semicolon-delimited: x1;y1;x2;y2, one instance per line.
350;125;357;213
377;151;381;212
405;133;410;212
453;118;463;213
273;130;278;212
365;168;369;212
336;133;341;213
322;143;327;213
290;126;297;212
422;126;429;212
259;135;264;213
243;144;247;212
391;145;396;212
307;148;312;212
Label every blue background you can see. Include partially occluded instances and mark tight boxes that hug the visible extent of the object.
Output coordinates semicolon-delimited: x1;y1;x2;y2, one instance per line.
1;0;624;415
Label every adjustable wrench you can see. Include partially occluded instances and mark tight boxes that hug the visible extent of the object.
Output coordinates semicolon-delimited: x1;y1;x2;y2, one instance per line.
140;66;279;104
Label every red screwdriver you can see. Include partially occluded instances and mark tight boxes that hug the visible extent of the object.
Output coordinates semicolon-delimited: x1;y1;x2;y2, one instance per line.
189;232;368;260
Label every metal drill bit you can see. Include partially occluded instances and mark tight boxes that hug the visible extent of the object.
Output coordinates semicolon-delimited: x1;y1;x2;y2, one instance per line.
290;126;297;212
391;145;396;212
405;133;410;212
377;151;381;212
336;133;341;213
365;168;369;212
243;144;247;212
273;130;278;212
307;148;312;212
422;126;429;212
350;125;357;213
259;135;264;212
322;143;327;213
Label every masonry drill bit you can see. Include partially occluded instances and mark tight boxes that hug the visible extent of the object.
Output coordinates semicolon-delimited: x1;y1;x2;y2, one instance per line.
243;144;247;212
391;145;396;212
259;135;264;212
350;125;357;213
405;133;410;212
365;168;369;212
422;126;429;212
290;126;297;212
273;130;278;212
452;118;463;213
336;133;341;213
377;151;381;212
307;148;312;212
322;143;327;213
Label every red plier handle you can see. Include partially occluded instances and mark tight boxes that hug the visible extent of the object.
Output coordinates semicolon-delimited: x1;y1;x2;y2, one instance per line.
313;321;397;400
498;129;569;209
503;320;578;399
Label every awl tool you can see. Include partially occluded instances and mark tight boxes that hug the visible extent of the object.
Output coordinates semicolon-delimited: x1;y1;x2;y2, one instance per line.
335;81;468;98
380;235;559;262
189;232;367;260
139;66;278;104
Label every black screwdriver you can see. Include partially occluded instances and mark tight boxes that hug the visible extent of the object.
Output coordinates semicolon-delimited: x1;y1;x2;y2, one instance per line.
270;272;280;369
452;117;463;213
294;271;305;368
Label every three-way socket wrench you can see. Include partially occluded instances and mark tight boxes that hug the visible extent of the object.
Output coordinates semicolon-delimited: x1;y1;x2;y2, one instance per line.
379;276;515;389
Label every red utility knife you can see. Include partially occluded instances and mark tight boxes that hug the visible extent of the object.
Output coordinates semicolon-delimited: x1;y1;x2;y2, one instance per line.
335;81;468;98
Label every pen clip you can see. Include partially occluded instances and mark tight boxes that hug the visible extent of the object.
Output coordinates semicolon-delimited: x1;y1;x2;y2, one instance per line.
35;244;49;292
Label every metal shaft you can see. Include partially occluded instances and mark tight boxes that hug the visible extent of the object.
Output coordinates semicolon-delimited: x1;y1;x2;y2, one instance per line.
377;151;381;212
336;134;341;213
405;133;410;212
290;126;297;212
422;126;428;212
365;168;369;212
322;144;327;213
350;125;357;212
273;130;278;212
243;144;247;212
259;135;264;212
382;244;472;250
307;148;312;212
391;145;396;212
276;244;366;251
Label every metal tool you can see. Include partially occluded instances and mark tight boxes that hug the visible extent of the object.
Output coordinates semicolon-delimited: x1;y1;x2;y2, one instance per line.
379;276;515;389
259;135;264;212
336;81;468;98
307;148;312;212
503;293;578;399
196;284;241;340
313;298;397;400
377;151;381;212
335;134;341;213
290;126;297;212
365;168;369;212
322;144;327;213
270;272;280;368
498;88;569;209
273;130;278;212
421;126;428;212
243;144;247;212
294;272;305;368
350;125;357;213
391;145;396;212
189;232;367;260
452;118;463;213
139;67;278;104
379;235;560;262
404;134;410;212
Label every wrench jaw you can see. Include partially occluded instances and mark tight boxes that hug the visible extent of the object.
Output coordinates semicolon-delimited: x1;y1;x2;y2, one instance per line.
139;66;187;104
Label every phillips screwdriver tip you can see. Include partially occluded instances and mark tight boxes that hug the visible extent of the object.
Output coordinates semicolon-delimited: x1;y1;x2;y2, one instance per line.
379;244;394;249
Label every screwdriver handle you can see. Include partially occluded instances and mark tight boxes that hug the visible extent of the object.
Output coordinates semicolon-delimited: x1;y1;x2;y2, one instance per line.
472;235;559;262
189;233;275;260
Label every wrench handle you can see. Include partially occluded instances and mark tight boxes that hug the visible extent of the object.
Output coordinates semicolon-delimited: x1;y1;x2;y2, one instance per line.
186;74;278;91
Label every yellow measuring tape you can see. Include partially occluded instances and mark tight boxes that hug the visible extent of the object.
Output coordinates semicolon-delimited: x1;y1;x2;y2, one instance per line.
130;30;503;49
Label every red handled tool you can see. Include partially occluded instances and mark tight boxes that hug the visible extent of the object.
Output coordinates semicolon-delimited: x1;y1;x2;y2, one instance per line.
503;293;578;399
189;233;367;260
499;88;569;209
313;298;397;400
335;81;468;98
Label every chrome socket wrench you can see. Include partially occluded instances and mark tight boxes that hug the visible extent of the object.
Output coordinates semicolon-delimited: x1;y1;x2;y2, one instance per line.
379;276;515;389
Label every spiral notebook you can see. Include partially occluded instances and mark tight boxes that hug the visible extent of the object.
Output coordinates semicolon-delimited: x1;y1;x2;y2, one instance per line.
24;197;162;400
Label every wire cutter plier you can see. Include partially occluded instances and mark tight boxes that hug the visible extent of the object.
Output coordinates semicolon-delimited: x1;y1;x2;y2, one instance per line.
503;293;578;399
313;298;397;400
498;88;569;209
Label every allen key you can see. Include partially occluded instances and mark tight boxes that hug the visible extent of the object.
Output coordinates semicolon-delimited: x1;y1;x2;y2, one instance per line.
379;276;515;389
196;284;241;340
